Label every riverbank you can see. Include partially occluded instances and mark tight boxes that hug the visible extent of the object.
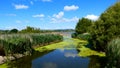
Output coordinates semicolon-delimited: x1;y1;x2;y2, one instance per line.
0;38;105;68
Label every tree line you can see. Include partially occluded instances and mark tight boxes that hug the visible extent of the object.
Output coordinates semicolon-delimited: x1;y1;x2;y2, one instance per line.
73;2;120;68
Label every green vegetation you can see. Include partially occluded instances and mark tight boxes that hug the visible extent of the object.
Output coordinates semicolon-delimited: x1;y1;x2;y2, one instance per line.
31;34;63;46
105;38;120;68
73;2;120;68
0;36;33;56
0;64;7;68
78;46;105;57
20;26;41;33
89;2;120;51
0;34;63;56
75;18;92;34
35;38;80;52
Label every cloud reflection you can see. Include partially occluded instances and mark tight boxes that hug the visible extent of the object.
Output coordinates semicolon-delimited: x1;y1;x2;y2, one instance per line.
42;62;57;68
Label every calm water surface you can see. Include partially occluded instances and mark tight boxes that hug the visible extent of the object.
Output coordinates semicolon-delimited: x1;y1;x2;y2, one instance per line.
32;49;89;68
7;32;106;68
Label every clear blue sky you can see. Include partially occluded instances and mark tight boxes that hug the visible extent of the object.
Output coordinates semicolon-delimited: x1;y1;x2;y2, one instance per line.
0;0;116;30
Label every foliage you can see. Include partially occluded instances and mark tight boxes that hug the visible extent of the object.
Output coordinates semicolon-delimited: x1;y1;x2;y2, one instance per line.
77;33;91;40
0;35;33;55
75;18;92;34
9;29;18;33
31;34;63;46
89;2;120;51
0;34;63;56
71;33;78;38
20;26;41;33
105;38;120;68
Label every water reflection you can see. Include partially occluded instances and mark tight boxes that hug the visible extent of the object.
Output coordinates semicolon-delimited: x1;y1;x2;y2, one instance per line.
42;62;57;68
32;49;89;68
59;49;78;58
88;56;107;68
5;49;107;68
7;50;53;68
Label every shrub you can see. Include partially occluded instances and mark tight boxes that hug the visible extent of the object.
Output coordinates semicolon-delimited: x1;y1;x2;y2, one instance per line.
71;33;78;38
0;35;33;55
77;33;91;40
90;2;120;51
106;38;120;68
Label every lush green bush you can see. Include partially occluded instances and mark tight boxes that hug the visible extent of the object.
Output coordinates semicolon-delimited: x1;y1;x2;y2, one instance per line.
0;35;33;55
89;2;120;51
77;33;91;40
71;33;78;38
105;38;120;68
75;18;92;34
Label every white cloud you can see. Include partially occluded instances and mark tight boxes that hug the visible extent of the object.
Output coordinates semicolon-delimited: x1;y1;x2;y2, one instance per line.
30;1;34;5
14;4;29;9
53;11;64;19
64;5;79;11
6;14;16;16
51;16;79;23
32;14;45;18
42;0;51;2
16;20;29;24
50;11;79;23
16;20;22;23
85;14;99;21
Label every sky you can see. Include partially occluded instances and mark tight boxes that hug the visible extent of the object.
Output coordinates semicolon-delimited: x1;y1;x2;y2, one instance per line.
0;0;116;30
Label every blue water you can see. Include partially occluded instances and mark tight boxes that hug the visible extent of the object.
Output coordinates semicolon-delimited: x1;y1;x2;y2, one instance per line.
32;49;89;68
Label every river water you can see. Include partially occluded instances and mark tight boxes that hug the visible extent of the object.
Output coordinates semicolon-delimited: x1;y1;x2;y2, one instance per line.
6;32;106;68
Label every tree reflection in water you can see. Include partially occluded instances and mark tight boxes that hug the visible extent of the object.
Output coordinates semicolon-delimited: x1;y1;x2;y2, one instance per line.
7;50;53;68
88;56;107;68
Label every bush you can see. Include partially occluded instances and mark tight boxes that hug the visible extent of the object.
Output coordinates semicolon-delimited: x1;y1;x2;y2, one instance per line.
0;35;33;55
90;2;120;51
71;33;78;38
75;18;92;34
77;33;91;40
105;38;120;68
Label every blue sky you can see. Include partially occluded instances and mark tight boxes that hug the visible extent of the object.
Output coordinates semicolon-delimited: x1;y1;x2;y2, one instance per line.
0;0;116;30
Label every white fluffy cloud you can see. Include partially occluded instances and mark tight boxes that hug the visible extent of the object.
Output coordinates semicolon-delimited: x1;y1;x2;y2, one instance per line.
85;14;99;21
51;16;79;23
53;11;64;19
64;5;79;11
14;4;29;9
32;14;45;18
50;11;79;23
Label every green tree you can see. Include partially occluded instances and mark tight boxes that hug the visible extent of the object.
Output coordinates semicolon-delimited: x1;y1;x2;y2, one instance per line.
75;18;92;34
90;2;120;51
20;26;40;33
10;29;18;33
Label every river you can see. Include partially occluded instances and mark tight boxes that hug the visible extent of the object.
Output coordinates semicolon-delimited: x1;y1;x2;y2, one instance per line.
5;32;106;68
